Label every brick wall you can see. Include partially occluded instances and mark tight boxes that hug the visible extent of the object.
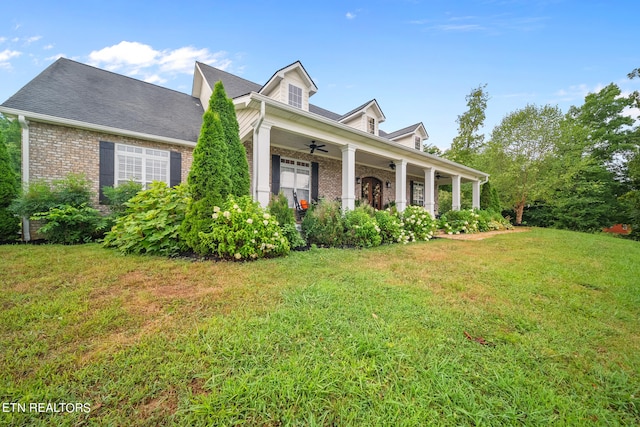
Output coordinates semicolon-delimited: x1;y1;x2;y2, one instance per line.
28;122;194;207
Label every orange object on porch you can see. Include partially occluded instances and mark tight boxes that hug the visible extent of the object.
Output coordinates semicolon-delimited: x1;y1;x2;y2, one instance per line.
300;199;309;210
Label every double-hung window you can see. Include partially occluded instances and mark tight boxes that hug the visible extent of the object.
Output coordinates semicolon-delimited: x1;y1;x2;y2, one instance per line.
412;182;425;206
368;117;376;134
116;143;169;187
288;84;303;109
280;157;310;208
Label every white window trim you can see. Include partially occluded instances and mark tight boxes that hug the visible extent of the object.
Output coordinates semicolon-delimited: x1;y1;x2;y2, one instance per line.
288;84;303;109
367;116;376;134
114;143;170;187
280;156;311;207
413;182;425;206
414;136;422;150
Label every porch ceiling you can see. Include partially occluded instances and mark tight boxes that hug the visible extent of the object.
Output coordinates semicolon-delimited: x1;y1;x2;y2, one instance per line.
268;128;469;184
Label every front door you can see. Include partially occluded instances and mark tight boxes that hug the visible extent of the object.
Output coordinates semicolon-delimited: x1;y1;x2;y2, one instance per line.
361;177;383;209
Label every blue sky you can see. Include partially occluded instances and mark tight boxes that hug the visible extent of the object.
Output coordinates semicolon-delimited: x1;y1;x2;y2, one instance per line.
1;0;638;150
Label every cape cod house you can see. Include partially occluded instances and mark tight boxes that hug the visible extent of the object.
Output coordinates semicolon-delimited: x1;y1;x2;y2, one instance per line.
0;58;489;240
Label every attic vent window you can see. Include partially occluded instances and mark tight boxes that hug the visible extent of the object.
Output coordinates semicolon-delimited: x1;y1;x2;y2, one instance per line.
288;84;302;109
368;117;376;134
414;136;422;150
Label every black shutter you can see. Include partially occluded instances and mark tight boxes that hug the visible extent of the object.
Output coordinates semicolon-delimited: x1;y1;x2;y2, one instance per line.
271;155;280;195
311;162;319;202
170;151;182;187
99;141;115;203
409;180;414;205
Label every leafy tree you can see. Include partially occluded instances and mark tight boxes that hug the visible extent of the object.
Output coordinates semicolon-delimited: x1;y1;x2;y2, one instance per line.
210;81;250;197
423;143;443;156
181;106;232;254
0;114;20;178
480;104;562;225
0;134;19;241
446;84;489;166
479;180;501;212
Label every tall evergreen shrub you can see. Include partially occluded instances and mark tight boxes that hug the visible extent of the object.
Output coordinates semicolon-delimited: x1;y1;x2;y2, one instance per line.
210;81;250;197
181;104;233;254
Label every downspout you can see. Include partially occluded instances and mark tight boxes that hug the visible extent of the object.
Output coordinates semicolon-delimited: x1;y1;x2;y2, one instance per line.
252;99;266;201
18;115;30;242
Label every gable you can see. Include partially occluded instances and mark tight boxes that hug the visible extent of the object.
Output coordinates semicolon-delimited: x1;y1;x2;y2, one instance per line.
258;61;317;111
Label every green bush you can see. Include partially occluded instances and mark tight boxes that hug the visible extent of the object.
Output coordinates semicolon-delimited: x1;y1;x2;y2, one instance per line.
31;203;104;244
268;192;306;249
103;182;189;256
198;195;289;260
439;209;480;234
102;181;143;216
0;136;19;242
401;205;437;241
268;192;296;226
344;206;382;248
301;199;344;247
374;209;404;244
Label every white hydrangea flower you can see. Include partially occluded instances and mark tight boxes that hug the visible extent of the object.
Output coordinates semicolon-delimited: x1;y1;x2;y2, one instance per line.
213;206;221;213
246;218;253;224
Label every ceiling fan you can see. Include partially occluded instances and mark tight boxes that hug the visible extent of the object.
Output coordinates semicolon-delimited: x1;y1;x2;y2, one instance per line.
435;172;449;180
306;140;328;154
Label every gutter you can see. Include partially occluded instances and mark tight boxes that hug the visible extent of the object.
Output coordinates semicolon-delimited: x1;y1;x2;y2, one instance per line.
18;115;30;242
0;107;197;148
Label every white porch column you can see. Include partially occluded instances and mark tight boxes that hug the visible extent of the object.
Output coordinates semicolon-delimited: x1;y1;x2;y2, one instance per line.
341;145;356;211
472;180;481;210
424;167;435;217
395;159;408;212
451;174;461;211
19;116;30;242
253;121;272;207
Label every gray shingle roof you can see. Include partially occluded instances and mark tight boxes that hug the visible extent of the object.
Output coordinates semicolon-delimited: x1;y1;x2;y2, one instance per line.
3;58;423;144
1;58;204;142
384;123;422;140
196;61;261;99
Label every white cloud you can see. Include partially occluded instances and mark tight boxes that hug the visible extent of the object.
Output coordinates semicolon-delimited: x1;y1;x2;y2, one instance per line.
0;37;6;44
0;49;21;62
86;41;231;85
346;12;356;19
88;41;159;71
43;44;55;50
552;83;605;102
24;36;42;45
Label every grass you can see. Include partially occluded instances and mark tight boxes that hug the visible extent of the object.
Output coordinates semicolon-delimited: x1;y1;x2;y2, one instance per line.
0;228;638;426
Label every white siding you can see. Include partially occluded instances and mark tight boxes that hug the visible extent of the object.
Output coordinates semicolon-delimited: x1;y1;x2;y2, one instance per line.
236;109;260;140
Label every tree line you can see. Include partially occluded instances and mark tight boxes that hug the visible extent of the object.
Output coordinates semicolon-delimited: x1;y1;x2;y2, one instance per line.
443;69;640;239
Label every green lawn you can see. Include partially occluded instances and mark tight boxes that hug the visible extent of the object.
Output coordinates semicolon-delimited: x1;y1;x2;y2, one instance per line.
1;228;638;426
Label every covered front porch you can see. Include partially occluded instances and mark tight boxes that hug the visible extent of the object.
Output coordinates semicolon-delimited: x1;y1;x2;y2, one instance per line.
237;93;488;215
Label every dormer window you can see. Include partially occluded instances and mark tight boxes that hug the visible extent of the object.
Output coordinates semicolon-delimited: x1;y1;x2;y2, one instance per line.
414;136;422;150
288;84;302;109
368;117;376;134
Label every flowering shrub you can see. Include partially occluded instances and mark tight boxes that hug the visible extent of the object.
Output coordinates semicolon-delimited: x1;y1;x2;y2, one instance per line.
103;182;189;256
374;209;404;244
439;209;480;234
344;207;382;248
198;195;289;260
401;205;437;241
301;199;344;247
